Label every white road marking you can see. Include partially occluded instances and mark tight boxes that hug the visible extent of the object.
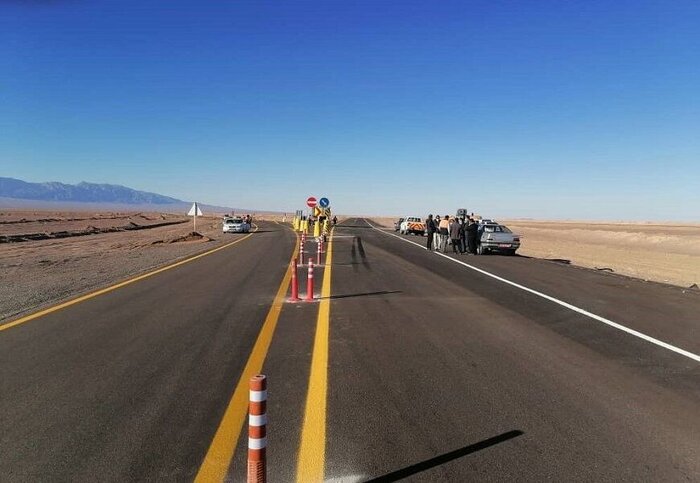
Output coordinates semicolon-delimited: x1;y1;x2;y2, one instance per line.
362;219;700;363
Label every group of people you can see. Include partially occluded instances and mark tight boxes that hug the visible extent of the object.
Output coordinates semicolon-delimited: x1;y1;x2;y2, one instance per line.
425;214;479;254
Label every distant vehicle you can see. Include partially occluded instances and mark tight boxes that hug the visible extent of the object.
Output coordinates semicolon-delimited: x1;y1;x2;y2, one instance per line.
478;218;498;226
394;217;405;231
223;217;251;233
477;224;520;255
400;216;425;236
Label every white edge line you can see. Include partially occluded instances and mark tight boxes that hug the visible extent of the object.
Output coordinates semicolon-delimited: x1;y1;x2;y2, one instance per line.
362;218;700;363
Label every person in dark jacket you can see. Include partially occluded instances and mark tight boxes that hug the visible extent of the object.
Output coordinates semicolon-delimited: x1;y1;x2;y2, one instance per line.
425;214;437;250
449;217;463;254
466;218;479;254
460;217;468;254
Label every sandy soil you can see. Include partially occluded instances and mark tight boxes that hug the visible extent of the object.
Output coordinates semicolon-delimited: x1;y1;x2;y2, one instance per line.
501;220;700;288
0;210;266;322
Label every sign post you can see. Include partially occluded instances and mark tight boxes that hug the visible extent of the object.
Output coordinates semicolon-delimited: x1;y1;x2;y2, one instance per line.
188;202;203;232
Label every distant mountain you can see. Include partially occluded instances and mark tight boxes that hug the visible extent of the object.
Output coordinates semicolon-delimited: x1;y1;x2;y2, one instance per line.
0;177;182;205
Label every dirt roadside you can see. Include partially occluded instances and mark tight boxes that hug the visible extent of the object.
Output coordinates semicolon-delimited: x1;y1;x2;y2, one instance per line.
0;211;278;323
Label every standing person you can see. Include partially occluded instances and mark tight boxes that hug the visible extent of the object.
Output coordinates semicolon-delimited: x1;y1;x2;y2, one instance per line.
449;216;463;254
438;215;450;253
467;218;479;254
332;216;338;225
433;215;441;251
460;217;468;254
425;214;437;250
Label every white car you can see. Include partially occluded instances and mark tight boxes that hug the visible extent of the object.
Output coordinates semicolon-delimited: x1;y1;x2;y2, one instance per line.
399;216;426;236
477;224;520;255
223;217;251;233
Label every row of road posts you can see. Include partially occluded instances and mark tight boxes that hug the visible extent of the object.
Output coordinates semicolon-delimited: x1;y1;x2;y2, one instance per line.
245;198;331;483
289;230;326;303
289;196;330;303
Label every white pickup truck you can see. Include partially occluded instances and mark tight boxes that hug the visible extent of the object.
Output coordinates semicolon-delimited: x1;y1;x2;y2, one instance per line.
399;216;426;236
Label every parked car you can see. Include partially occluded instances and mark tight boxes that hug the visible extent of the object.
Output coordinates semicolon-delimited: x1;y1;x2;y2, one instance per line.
394;218;405;231
400;216;426;236
477;224;520;255
478;218;498;226
223;217;251;233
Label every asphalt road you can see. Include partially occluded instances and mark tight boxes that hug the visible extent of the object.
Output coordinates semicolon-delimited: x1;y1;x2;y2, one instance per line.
1;218;699;482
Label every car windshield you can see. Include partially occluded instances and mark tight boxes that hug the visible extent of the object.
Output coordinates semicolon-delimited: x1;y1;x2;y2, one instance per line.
408;217;421;222
484;225;504;233
227;218;243;224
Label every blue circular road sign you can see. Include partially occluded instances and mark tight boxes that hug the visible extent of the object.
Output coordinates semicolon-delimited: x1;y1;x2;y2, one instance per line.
319;197;330;208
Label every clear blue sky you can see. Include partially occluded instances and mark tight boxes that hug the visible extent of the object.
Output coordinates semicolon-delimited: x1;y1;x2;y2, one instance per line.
2;0;699;220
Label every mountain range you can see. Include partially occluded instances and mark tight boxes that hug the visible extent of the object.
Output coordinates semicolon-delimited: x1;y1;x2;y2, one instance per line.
0;177;234;212
0;177;183;204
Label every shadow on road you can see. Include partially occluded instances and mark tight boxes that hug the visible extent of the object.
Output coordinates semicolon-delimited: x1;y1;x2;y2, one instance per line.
322;290;402;300
364;430;524;482
351;236;371;271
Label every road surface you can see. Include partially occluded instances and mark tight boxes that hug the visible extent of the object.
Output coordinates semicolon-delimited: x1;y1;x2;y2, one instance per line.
1;218;698;481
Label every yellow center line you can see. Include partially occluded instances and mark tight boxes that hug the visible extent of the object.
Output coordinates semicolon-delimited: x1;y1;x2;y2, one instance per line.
195;230;300;482
296;228;334;482
0;225;259;333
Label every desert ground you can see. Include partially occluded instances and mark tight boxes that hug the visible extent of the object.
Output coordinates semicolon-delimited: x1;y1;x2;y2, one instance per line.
368;217;700;289
0;210;283;322
2;211;698;323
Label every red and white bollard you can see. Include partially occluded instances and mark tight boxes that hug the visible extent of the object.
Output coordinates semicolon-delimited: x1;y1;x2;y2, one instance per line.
299;239;305;265
317;240;322;265
290;258;300;301
248;375;267;483
306;260;314;301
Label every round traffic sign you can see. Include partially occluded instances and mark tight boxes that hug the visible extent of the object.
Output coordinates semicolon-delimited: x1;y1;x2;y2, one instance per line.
319;197;330;208
306;197;317;208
